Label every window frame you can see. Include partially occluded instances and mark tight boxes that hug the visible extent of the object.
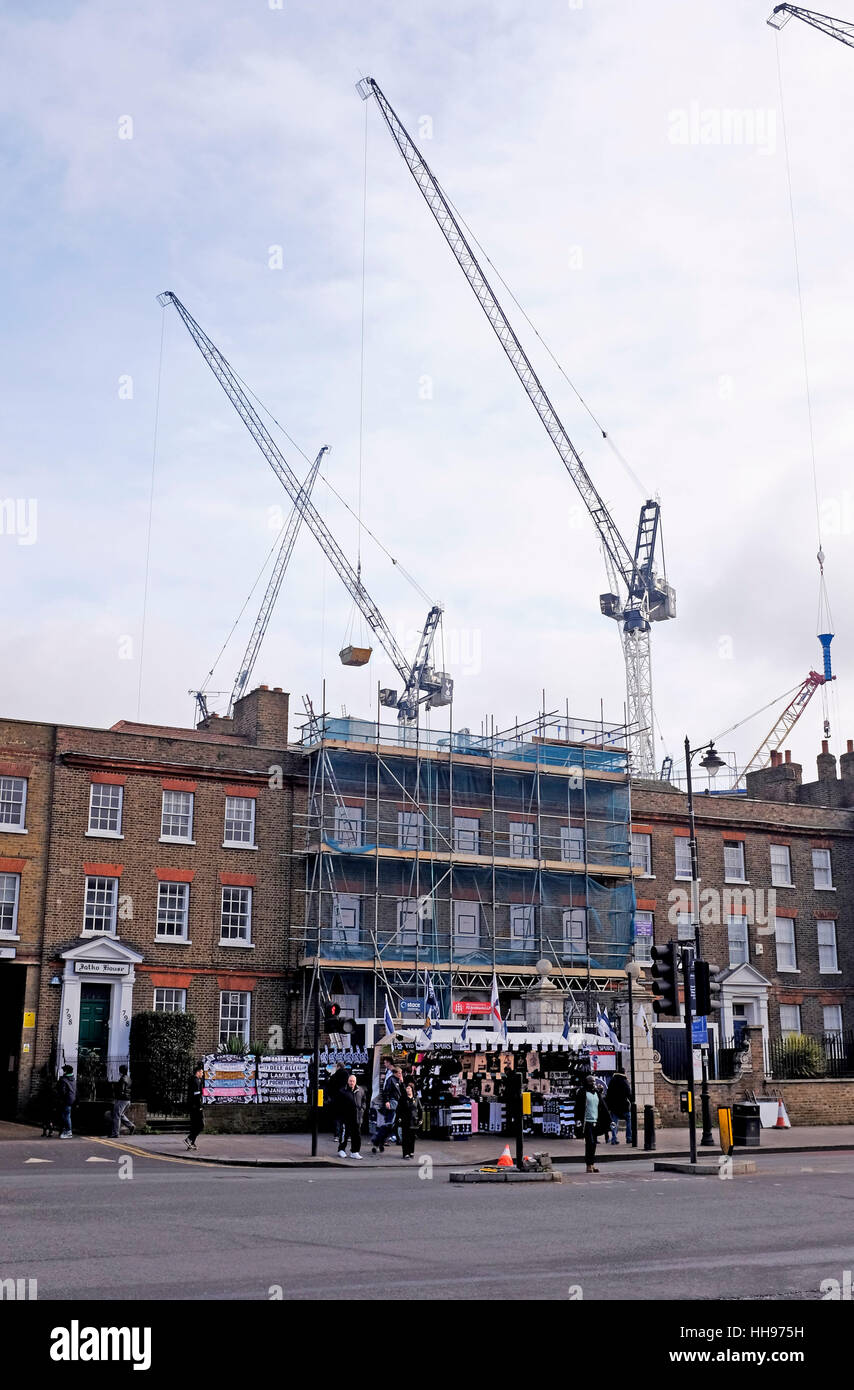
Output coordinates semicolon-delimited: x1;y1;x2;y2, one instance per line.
396;897;423;949
509;903;535;951
723;839;746;883
83;875;119;935
153;987;187;1013
155;880;190;941
331;892;360;944
774;915;798;972
452;899;480;948
397;810;424;851
633;909;653;964
332;804;362;850
817;919;839;973
562;907;587;957
0;776;27;831
87;781;124;837
631;832;652;876
0;872;21;935
509;821;535;860
727;914;749;966
822;1004;843;1038
453;815;480;855
674;837;692;881
562;825;585;864
219;990;251;1046
769;843;793;888
223;795;256;848
812;848;833;889
160;789;195;843
219;885;252;944
779;1003;801;1039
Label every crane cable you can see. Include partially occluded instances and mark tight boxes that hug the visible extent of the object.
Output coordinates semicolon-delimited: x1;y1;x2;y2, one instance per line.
437;178;653;501
195;518;292;695
137;306;166;719
776;34;834;737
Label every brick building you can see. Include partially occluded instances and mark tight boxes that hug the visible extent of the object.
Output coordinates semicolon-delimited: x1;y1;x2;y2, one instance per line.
0;687;306;1117
629;741;854;1069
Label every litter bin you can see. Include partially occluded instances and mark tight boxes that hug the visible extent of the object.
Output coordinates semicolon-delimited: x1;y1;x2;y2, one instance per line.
732;1101;761;1148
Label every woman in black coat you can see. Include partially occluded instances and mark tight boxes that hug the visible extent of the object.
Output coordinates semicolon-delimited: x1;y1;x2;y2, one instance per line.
396;1083;424;1160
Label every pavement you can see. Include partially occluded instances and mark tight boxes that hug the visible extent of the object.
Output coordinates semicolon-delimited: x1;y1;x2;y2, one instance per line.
1;1132;852;1300
1;1119;847;1167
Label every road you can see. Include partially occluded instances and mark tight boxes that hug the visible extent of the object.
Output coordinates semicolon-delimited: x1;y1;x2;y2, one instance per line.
1;1136;852;1300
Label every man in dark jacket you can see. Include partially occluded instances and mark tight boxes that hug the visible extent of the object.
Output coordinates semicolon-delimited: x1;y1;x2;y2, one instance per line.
110;1065;135;1138
605;1063;633;1144
371;1064;401;1154
326;1062;349;1148
185;1063;205;1150
337;1074;366;1158
574;1074;611;1173
57;1065;76;1138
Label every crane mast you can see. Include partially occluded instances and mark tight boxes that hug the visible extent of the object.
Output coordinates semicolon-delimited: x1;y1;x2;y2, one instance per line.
768;5;854;47
356;78;674;776
733;670;830;788
158;290;452;724
228;446;327;716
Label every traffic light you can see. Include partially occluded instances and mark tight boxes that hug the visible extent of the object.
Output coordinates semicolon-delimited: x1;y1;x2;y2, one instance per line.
694;960;722;1016
323;1002;355;1034
650;941;680;1017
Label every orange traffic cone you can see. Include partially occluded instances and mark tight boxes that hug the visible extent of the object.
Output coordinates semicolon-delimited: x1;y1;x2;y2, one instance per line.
497;1144;514;1168
774;1100;787;1129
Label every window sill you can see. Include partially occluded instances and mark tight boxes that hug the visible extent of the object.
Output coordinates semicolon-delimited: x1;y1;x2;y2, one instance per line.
0;825;27;834
218;940;254;948
819;968;842;975
154;936;192;945
674;874;692;882
724;879;750;886
222;842;258;851
81;929;117;938
771;882;795;890
159;837;196;846
0;933;21;942
634;873;655;880
85;831;124;840
776;967;800;974
814;885;836;892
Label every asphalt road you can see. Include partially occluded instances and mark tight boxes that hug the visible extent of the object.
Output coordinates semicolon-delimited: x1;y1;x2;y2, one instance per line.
1;1136;852;1301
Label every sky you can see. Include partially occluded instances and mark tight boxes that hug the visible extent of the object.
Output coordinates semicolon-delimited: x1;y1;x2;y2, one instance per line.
1;0;852;780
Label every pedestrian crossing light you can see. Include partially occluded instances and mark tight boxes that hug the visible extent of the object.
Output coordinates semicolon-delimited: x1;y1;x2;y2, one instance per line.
694;961;722;1016
323;1003;355;1035
650;941;680;1018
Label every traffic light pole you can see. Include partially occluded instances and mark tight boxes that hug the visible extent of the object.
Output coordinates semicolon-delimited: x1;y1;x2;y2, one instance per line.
311;988;320;1158
685;736;716;1149
682;943;697;1165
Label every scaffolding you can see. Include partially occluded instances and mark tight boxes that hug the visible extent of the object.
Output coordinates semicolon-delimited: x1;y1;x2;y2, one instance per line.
294;702;636;1030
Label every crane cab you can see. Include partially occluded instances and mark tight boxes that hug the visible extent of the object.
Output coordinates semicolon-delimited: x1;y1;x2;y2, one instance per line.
339;645;373;667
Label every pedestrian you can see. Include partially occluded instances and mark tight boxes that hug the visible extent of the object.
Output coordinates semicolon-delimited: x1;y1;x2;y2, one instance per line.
390;1066;407;1144
605;1061;633;1145
396;1082;423;1160
326;1062;349;1148
575;1073;610;1173
185;1063;205;1151
371;1061;401;1153
36;1065;58;1137
57;1065;76;1138
110;1065;135;1138
337;1073;366;1159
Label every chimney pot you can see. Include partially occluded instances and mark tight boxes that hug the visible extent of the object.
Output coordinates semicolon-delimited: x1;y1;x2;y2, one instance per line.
822;739;829;754
848;740;853;754
770;750;779;767
785;749;791;764
274;687;282;692
259;685;269;691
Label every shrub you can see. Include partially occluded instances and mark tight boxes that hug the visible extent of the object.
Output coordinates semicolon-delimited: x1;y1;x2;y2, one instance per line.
129;1011;198;1114
775;1033;827;1079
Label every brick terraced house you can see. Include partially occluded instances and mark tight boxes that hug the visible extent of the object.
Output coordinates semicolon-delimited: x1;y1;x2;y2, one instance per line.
630;741;854;1076
0;687;305;1117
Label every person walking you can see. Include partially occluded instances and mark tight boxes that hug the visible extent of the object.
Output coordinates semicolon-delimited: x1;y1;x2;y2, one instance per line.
371;1062;401;1153
185;1063;205;1151
575;1074;610;1173
57;1065;76;1139
337;1073;366;1159
37;1065;58;1137
110;1065;135;1138
326;1062;349;1148
605;1062;633;1145
396;1082;423;1160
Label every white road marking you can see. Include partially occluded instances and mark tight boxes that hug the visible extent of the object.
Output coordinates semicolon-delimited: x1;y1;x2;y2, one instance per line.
85;1157;115;1163
24;1157;52;1163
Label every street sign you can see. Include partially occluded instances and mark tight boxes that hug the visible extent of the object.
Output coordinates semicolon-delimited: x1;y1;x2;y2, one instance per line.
692;1015;708;1045
400;1000;422;1017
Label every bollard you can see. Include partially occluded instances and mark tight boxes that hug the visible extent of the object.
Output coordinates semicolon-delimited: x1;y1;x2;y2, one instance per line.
643;1104;656;1152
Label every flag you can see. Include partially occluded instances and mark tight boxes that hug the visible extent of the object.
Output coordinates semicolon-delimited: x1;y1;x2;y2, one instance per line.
490;973;502;1035
459;1015;468;1044
423;971;439;1018
597;1005;620;1048
561;1016;570;1041
636;1004;651;1043
383;995;395;1039
423;1015;433;1042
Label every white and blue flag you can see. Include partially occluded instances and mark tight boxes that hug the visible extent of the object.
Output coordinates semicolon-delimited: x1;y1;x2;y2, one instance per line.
383;995;395;1039
423;971;439;1018
597;1005;620;1048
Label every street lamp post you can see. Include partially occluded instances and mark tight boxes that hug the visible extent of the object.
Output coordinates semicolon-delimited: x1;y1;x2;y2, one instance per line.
626;960;642;1149
684;735;725;1152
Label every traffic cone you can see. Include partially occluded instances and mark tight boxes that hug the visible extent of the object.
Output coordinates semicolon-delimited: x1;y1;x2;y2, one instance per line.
774;1099;787;1129
497;1144;514;1168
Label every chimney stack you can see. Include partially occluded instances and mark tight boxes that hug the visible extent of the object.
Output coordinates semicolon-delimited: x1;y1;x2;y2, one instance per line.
840;738;854;785
785;749;791;764
817;740;837;783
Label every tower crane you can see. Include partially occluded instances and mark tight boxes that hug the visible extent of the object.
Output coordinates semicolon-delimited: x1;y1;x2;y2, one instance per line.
768;5;854;47
158;290;453;724
356;78;675;778
733;668;832;788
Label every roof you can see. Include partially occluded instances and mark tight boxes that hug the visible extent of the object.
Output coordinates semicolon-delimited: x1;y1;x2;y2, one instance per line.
109;720;247;746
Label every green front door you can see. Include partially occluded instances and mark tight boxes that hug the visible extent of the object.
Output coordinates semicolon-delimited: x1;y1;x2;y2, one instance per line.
78;984;111;1056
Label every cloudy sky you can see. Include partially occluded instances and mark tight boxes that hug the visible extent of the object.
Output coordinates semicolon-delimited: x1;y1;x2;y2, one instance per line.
2;0;852;778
